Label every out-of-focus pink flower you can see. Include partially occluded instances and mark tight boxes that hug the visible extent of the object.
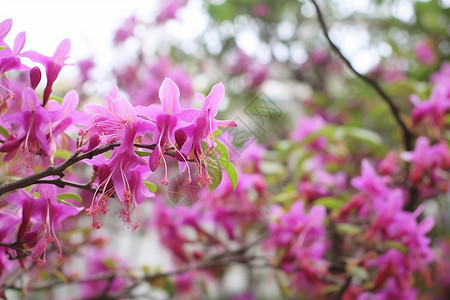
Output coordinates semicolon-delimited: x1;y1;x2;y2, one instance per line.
226;48;268;89
81;248;129;299
251;3;271;18
414;40;436;65
351;159;390;199
290;115;327;150
77;57;95;84
401;136;450;183
309;48;329;65
369;60;406;83
377;151;399;176
114;15;136;44
156;0;187;24
265;201;328;294
410;84;450;129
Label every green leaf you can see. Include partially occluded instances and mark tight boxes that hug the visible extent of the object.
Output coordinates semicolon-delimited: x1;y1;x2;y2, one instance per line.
386;241;409;254
0;125;9;139
213;129;222;138
338;127;383;146
336;223;362;235
135;150;151;157
348;266;369;280
0;46;6;50
52;270;69;283
220;158;238;190
144;180;157;193
314;197;346;210
57;193;82;203
215;140;229;160
201;141;222;192
54;149;73;160
102;258;117;269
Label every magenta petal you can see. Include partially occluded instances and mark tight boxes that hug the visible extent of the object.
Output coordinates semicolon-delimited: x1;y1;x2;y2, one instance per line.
149;146;161;172
54;38;71;64
30;66;42;89
203;82;225;114
13;31;26;54
0;19;12;40
159;77;181;114
21;88;41;110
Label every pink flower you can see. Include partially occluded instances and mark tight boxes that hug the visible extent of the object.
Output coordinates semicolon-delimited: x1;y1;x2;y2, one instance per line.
81;87;154;230
22;39;71;105
156;0;187;23
351;159;390;199
265;201;328;293
113;15;136;44
177;82;237;186
5;186;83;265
401;136;450;182
410;84;450;129
81;247;129;299
414;40;436;65
290;115;327;150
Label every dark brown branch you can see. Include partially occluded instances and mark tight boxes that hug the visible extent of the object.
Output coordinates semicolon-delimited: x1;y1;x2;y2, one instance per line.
0;142;189;196
34;178;96;193
309;0;414;151
0;143;119;196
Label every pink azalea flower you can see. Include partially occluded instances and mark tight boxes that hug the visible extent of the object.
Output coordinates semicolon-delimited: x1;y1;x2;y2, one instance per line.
265;201;328;293
137;78;196;184
22;38;71;105
290;115;327;150
351;159;390;199
401;136;450;182
0;88;52;167
82;87;154;230
414;40;436;65
410;84;450;129
81;247;129;299
177;82;237;186
5;186;82;265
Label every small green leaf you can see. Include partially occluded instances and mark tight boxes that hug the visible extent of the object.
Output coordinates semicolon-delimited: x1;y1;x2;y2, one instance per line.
0;46;6;51
213;129;222;138
386;241;409;253
201;141;222;192
144;180;157;193
336;223;362;235
102;258;117;269
215;140;229;160
314;197;346;210
348;266;369;280
0;125;9;139
52;270;69;283
135;150;151;157
57;193;82;203
220;158;238;190
54;149;73;160
339;127;383;146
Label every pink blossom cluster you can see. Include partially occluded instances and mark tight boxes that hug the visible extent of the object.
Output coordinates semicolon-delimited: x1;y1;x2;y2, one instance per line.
341;160;435;298
0;18;236;271
265;201;328;296
410;63;450;130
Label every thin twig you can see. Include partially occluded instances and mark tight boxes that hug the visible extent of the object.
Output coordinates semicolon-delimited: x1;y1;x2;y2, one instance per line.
309;0;414;151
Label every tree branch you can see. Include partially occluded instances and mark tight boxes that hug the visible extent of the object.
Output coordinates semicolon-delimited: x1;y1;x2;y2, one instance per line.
309;0;414;151
0;141;188;196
